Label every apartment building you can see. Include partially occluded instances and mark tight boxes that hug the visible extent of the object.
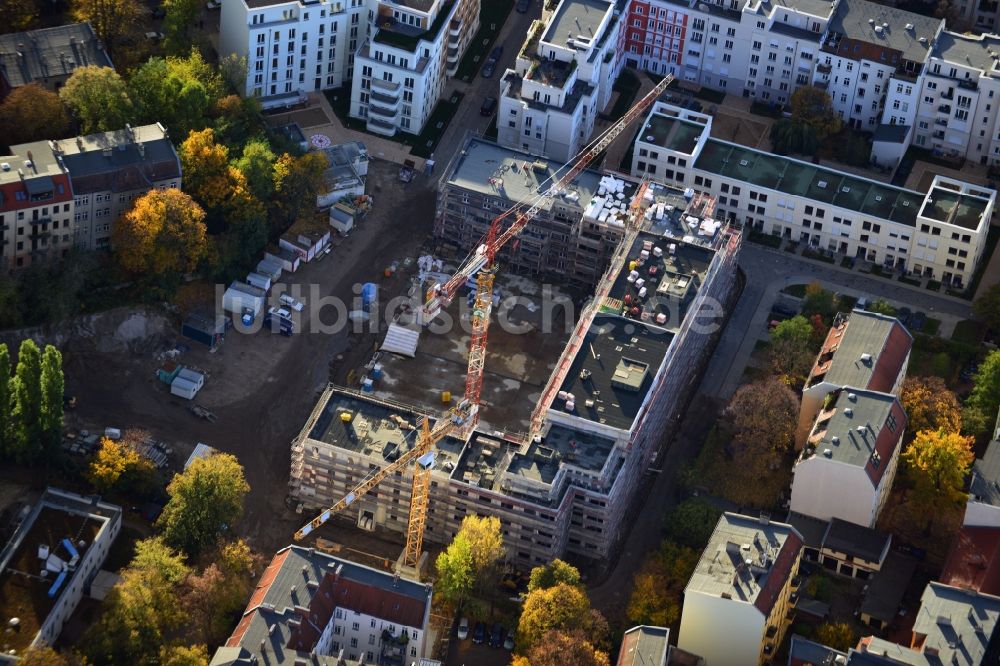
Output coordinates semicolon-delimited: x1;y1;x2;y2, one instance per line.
798;310;911;445
966;410;1000;528
617;626;670;666
496;0;627;162
0;23;112;100
0;124;182;269
678;512;802;666
631;102;996;287
290;137;741;568
0;488;122;656
211;545;434;665
788;512;893;580
350;0;478;136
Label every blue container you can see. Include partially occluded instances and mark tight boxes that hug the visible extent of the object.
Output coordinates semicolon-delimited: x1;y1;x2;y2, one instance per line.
241;313;253;327
372;363;383;379
361;283;377;306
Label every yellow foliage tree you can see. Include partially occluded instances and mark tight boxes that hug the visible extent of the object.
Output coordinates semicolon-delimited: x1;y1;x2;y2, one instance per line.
87;436;155;494
517;583;603;654
73;0;140;48
513;630;610;666
901;376;962;436
626;541;698;627
179;128;233;209
904;430;975;524
113;188;207;276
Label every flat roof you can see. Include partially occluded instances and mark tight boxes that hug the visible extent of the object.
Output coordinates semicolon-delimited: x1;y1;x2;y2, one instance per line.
810;310;911;390
0;489;120;654
941;526;1000;597
604;233;716;333
695;139;925;227
555;313;674;431
308;390;422;458
0;23;111;89
912;582;1000;665
873;123;910;144
934;31;1000;72
920;186;990;231
506;422;616;484
542;0;613;46
618;625;669;666
686;513;801;611
860;551;917;623
803;389;898;471
822;518;890;563
638;113;703;154
826;0;941;62
446;137;603;215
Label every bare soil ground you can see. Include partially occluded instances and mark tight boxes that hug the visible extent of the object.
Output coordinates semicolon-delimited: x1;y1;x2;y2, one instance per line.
43;159;438;554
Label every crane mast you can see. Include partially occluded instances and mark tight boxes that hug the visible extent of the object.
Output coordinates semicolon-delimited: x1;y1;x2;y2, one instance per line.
295;74;676;573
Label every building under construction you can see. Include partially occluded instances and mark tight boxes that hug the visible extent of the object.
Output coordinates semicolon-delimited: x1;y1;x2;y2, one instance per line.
288;136;742;568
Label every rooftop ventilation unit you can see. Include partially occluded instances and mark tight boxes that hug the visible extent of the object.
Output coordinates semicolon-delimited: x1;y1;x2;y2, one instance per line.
860;352;873;363
875;195;883;201
844;408;854;417
0;163;9;171
905;23;914;30
831;436;840;445
848;392;857;401
739;159;749;166
875;25;884;34
919;36;927;43
823;448;833;457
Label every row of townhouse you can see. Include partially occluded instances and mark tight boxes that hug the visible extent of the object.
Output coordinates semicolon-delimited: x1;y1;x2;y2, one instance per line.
629;102;995;287
218;0;478;136
0;124;181;270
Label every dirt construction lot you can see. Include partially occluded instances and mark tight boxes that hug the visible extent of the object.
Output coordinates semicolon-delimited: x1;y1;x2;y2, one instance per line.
38;159;439;553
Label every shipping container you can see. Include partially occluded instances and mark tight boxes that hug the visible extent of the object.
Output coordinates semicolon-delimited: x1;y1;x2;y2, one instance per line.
170;376;199;400
245;272;272;292
222;281;266;318
176;368;205;390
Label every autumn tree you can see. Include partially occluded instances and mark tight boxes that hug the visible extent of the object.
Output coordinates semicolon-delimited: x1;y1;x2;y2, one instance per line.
0;84;71;146
527;559;581;594
88;435;156;494
800;282;838;322
904;430;975;528
181;538;259;645
973;283;1000;333
901;377;962;436
512;630;610;666
113;188;208;280
626;541;698;628
9;339;43;462
867;298;897;317
59;66;133;134
16;647;84;666
435;532;475;606
791;86;841;140
158;453;249;557
179;128;234;209
664;497;722;549
84;537;190;665
965;350;1000;436
768;315;817;383
213;94;261;147
435;515;505;605
73;0;140;49
159;645;209;666
517;582;606;654
816;622;857;652
0;0;39;31
130;52;225;139
39;344;64;456
728;377;799;451
271;151;328;229
234;138;277;201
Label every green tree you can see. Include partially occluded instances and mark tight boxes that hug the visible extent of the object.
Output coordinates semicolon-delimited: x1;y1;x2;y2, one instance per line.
973;282;1000;333
10;339;42;462
157;453;249;557
213;94;261;147
129;52;225;138
965;350;1000;436
0;344;11;458
790;85;842;140
271;151;328;229
866;298;897;316
768;315;817;382
815;622;857;652
771;315;812;346
901;376;962;436
84;537;190;665
435;532;475;606
0;84;72;146
527;559;581;593
39;344;64;456
59;66;133;134
800;282;838;322
73;0;140;50
663;497;722;549
517;583;603;654
904;430;975;528
769;119;819;156
234;138;277;201
458;514;505;572
434;515;504;605
162;0;200;54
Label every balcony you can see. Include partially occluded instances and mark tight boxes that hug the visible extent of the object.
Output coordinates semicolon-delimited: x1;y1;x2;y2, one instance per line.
368;103;398;119
940;88;954;100
958;78;979;91
371;78;401;93
933;130;945;139
366;116;397;136
449;19;461;38
934;118;947;126
937;104;952;114
369;90;400;108
816;62;831;73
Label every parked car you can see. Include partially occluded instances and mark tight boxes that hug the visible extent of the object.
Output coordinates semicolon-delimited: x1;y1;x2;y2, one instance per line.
503;632;515;650
144;31;164;40
279;293;305;312
489;623;503;648
908;311;926;332
473;622;486;644
481;59;496;78
206;0;221;9
480;96;497;116
490;45;504;61
457;617;469;640
516;0;530;11
268;306;294;322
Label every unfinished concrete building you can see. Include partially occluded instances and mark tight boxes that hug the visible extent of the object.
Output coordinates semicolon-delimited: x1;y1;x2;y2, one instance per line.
289;138;742;568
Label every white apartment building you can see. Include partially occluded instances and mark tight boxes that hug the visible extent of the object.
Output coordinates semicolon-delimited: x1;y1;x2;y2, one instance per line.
220;0;370;110
349;0;478;136
496;0;627;162
631;102;995;287
212;545;434;665
790;389;907;528
679;513;802;666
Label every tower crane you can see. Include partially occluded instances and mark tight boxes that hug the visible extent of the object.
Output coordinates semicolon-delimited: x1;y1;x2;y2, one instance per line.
294;74;676;574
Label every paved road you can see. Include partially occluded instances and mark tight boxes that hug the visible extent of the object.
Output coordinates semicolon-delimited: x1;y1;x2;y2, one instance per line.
699;243;973;399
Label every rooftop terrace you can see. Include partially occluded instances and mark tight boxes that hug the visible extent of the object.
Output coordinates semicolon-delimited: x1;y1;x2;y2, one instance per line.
372;0;453;51
920;186;990;231
695;139;926;227
542;0;612;47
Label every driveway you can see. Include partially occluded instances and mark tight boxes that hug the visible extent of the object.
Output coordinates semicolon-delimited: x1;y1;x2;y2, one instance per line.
699;243;973;399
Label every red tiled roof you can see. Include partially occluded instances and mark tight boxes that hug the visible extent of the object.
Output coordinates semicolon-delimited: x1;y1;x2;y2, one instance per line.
225;549;291;647
866;399;906;486
869;322;912;393
941;526;1000;596
754;530;803;616
0;174;73;212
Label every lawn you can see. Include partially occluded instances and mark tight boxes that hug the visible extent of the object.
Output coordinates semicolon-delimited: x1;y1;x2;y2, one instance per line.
453;0;515;81
908;334;980;385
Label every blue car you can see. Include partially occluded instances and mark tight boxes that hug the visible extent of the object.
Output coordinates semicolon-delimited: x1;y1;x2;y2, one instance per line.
489;623;503;648
473;621;486;644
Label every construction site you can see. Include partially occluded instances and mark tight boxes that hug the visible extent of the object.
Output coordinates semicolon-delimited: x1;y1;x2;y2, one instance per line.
287;76;745;572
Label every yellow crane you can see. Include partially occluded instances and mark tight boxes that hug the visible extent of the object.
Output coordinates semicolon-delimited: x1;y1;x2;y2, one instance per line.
293;74;677;574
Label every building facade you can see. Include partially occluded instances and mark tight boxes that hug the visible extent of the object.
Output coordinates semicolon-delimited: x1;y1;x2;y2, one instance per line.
0;123;182;269
496;0;627;162
212;545;434;665
679;512;803;666
631;102;995;287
